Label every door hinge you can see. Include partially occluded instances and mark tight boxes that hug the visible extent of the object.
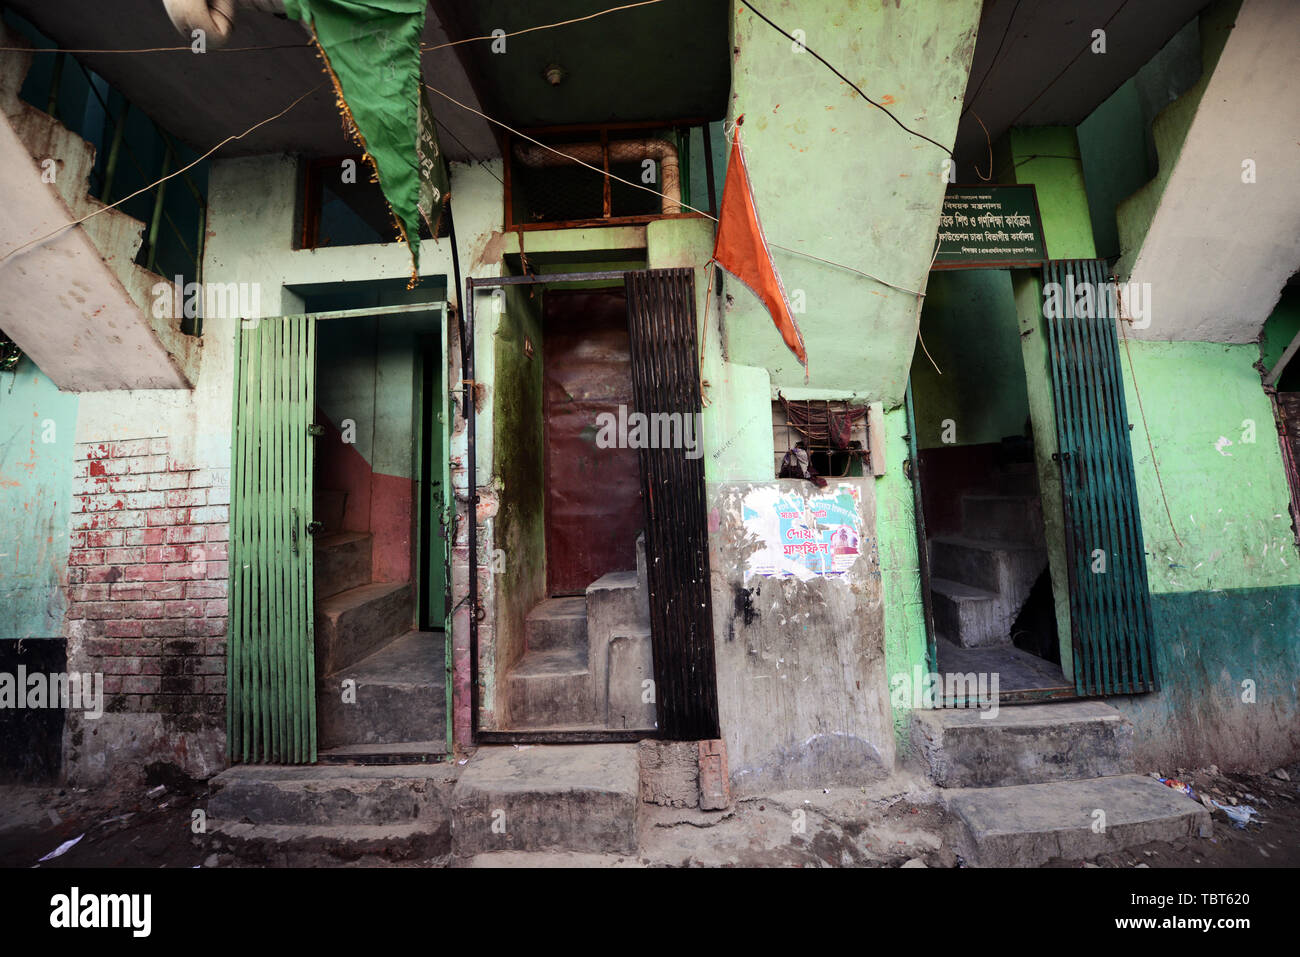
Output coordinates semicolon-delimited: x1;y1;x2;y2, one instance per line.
306;521;324;535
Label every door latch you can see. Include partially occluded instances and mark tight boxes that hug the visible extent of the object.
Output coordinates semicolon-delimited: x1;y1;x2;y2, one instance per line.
307;424;325;436
306;521;324;535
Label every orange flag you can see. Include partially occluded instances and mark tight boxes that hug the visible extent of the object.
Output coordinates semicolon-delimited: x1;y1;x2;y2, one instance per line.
711;125;807;367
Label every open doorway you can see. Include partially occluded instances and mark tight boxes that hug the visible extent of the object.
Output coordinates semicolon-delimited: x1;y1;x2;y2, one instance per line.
307;293;448;760
909;269;1072;701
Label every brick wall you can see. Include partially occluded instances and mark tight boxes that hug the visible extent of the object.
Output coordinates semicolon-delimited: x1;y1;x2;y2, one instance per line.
65;437;229;720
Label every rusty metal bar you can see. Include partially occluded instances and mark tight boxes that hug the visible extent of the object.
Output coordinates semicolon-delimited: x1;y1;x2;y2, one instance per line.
625;267;720;740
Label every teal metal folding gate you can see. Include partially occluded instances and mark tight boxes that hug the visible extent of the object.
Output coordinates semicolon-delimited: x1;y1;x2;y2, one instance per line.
1044;259;1159;695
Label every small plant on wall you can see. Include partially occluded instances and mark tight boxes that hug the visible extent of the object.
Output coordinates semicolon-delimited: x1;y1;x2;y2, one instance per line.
0;331;22;373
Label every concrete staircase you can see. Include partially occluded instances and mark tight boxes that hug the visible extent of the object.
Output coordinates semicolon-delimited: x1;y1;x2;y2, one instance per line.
206;763;455;863
912;702;1210;866
928;463;1048;648
0;21;195;389
504;535;656;731
313;531;443;760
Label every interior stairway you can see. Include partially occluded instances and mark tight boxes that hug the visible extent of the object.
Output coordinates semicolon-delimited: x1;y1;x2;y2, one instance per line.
928;461;1049;648
505;535;656;731
912;702;1210;866
313;530;443;762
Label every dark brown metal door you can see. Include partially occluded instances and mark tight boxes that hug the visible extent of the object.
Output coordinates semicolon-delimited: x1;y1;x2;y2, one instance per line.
543;288;643;595
625;268;720;740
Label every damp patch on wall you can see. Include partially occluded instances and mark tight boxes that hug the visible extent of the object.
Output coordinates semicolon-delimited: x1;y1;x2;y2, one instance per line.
741;483;864;581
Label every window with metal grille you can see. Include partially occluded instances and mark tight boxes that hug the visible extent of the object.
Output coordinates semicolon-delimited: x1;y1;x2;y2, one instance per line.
504;120;717;231
772;395;870;481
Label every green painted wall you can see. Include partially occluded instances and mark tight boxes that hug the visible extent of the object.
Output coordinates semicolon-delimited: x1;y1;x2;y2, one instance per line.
1119;340;1300;594
723;0;981;402
877;404;927;747
487;281;546;726
909;269;1030;450
0;358;78;640
1003;127;1097;262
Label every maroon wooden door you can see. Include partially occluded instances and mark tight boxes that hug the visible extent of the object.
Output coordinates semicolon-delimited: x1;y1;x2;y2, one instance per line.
543;288;643;595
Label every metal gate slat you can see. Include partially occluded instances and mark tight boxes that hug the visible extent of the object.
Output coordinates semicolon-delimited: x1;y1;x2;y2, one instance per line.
1044;261;1159;696
625;268;720;740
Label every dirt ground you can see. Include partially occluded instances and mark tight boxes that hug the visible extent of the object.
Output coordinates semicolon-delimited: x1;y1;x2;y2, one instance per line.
1046;761;1300;868
1;761;1296;868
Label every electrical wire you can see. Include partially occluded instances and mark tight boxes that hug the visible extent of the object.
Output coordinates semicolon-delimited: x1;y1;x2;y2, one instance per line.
737;0;954;158
0;83;325;264
960;0;1024;119
1115;280;1183;547
421;0;666;52
424;81;928;299
1005;0;1132;128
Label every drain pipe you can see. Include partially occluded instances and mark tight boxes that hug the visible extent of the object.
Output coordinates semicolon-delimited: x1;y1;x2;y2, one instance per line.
161;0;285;47
512;139;682;214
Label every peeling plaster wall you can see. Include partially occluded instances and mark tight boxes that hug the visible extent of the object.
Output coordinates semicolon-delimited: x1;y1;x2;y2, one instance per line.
709;479;891;793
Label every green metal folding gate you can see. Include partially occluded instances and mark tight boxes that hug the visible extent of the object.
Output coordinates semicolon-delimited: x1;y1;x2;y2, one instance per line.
228;316;318;763
1044;259;1159;695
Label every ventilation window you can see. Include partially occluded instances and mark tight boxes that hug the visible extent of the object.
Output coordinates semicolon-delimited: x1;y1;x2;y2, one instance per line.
504;121;715;231
773;395;872;483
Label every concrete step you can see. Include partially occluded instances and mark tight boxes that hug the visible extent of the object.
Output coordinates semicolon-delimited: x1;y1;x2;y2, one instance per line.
314;531;372;600
994;466;1039;497
525;596;587;655
930;577;1008;649
315;582;413;676
450;744;640;856
461;851;644;868
317;741;447;765
586;570;650;722
961;494;1045;545
505;646;596;728
929;535;1046;596
606;627;656;730
207;763;453;828
911;701;1134;787
946;774;1212;867
209;819;450;864
317;630;444;749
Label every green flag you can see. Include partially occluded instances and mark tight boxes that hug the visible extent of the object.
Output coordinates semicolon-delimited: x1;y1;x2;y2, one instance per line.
283;0;449;281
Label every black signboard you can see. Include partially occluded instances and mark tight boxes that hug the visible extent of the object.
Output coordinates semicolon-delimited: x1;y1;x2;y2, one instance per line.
933;184;1048;269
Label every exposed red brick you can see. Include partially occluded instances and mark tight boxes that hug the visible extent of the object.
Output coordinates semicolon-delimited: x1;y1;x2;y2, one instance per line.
103;547;146;565
109;582;183;602
164;562;207;581
143;619;189;638
164;526;206;545
184;580;226;600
